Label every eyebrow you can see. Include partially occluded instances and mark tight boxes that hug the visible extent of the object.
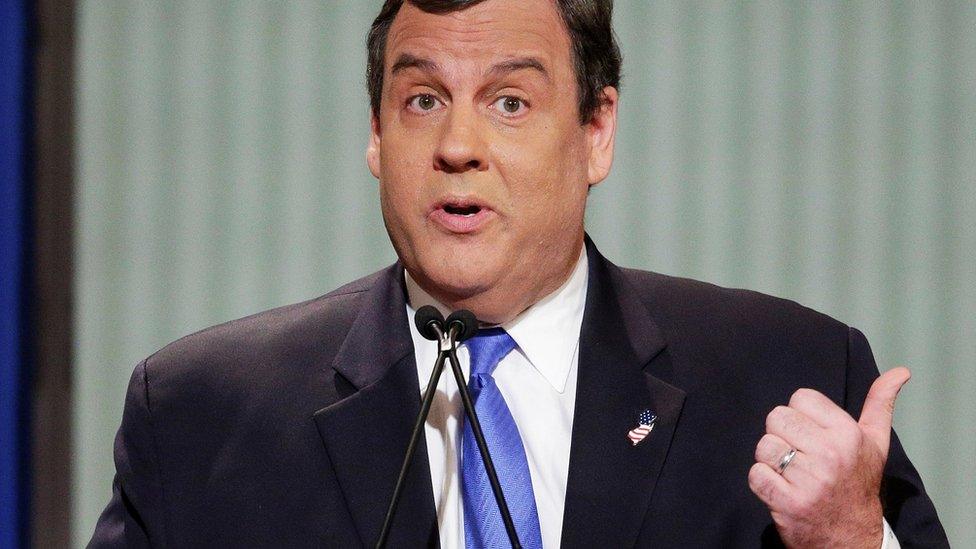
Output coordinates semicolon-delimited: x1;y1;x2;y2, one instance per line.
391;53;439;75
487;57;550;82
389;53;550;82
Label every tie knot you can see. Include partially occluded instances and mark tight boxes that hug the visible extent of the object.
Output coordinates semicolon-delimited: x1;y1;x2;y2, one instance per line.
465;328;517;378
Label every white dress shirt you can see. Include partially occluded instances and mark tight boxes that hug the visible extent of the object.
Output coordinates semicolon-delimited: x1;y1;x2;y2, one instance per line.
404;247;898;549
406;247;588;549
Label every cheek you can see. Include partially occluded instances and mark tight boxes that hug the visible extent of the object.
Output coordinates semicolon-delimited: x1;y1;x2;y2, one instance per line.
502;132;589;221
380;134;415;181
380;136;429;211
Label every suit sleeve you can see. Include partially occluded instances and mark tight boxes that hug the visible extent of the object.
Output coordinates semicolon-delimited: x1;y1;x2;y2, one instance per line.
843;327;949;547
88;358;167;548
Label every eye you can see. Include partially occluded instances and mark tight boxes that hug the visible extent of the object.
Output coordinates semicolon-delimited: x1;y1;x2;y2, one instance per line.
407;93;443;113
492;96;527;116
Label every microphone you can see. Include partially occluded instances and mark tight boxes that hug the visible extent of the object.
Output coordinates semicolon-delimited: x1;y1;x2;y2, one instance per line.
377;308;521;548
446;309;478;342
414;305;478;343
414;305;444;340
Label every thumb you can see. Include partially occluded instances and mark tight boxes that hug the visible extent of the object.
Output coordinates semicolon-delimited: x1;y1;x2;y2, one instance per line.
858;366;911;454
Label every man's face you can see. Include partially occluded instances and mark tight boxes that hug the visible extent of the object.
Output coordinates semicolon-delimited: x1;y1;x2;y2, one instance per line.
367;0;617;322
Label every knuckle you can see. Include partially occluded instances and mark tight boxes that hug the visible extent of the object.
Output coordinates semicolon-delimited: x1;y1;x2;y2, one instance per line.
838;447;858;469
812;475;832;498
825;440;849;466
748;463;763;483
821;461;840;481
747;464;767;492
836;424;860;451
789;388;814;407
755;434;776;461
766;405;789;428
821;445;841;468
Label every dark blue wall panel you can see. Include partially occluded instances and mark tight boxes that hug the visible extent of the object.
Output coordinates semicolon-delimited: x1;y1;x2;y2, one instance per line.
1;0;31;546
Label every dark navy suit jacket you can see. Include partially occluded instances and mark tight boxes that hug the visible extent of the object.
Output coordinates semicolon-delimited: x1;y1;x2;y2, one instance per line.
89;240;948;547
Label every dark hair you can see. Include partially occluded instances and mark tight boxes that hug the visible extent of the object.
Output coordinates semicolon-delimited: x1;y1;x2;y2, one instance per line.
366;0;621;124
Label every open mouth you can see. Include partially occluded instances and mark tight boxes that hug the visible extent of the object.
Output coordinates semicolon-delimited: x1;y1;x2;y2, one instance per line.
430;198;492;233
442;203;482;216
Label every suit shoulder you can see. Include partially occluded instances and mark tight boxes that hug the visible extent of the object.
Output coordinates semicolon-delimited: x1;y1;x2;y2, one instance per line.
141;267;391;390
618;266;849;341
616;266;854;400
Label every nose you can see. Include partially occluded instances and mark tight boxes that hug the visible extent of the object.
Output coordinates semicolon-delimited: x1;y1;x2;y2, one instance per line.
433;106;488;174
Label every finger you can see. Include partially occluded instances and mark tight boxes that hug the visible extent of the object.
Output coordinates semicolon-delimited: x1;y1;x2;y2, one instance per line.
755;434;818;487
765;405;827;454
858;367;911;454
788;387;855;430
755;433;793;466
748;462;798;515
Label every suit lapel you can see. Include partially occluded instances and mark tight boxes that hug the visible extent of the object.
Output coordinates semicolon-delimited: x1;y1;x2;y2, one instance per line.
561;242;687;547
312;265;438;547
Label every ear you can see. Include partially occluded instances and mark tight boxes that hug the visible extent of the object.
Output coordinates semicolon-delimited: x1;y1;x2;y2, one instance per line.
586;86;618;186
366;110;381;179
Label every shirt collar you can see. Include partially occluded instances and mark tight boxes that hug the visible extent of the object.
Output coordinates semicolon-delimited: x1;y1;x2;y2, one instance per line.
405;247;588;393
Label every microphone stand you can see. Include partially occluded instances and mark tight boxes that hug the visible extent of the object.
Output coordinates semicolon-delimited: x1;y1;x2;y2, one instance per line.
376;312;522;549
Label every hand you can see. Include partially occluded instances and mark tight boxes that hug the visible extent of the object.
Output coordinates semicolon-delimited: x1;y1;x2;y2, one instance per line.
748;367;911;548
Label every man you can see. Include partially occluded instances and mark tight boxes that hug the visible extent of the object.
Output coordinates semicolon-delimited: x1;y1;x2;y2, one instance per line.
90;0;947;547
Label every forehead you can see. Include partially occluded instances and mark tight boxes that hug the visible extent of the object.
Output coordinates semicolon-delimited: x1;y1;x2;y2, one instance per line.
385;0;572;76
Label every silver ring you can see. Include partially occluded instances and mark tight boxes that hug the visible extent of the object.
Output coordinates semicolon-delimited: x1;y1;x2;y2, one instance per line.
777;448;797;474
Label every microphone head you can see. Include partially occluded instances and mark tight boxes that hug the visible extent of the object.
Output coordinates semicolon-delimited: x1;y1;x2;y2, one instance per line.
414;305;445;341
445;309;478;342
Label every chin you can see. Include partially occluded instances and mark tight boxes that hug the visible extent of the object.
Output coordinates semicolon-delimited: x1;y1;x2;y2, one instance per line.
424;265;494;301
412;247;496;294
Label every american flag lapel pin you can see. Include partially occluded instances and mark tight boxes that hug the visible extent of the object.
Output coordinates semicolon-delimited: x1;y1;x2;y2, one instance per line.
627;409;657;446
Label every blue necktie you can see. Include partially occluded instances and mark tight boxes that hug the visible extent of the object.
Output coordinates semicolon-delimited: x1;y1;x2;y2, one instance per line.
461;328;543;549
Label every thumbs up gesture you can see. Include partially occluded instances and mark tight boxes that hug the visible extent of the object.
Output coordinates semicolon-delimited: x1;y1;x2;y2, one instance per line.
748;367;912;548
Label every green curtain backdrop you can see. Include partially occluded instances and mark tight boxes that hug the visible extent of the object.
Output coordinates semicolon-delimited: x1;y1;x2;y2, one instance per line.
74;1;975;545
